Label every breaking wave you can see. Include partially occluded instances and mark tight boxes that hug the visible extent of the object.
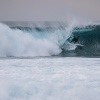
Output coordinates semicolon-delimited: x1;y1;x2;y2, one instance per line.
0;21;100;57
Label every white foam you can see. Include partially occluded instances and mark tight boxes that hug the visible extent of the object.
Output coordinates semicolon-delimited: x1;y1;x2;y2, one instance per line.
0;57;100;100
0;23;64;57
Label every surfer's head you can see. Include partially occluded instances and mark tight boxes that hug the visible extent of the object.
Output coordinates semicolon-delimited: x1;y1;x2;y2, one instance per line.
77;36;80;38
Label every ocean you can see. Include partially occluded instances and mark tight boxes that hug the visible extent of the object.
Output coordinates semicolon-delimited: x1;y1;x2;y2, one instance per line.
0;21;100;100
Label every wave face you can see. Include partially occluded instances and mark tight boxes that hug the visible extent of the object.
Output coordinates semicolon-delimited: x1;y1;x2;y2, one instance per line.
0;22;100;57
73;25;100;57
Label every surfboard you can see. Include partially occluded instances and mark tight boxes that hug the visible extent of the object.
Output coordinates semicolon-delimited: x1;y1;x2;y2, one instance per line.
74;43;84;47
61;43;84;51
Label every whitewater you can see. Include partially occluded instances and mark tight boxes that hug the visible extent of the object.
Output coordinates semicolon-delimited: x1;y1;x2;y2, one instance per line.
0;57;100;100
0;21;100;100
0;23;62;57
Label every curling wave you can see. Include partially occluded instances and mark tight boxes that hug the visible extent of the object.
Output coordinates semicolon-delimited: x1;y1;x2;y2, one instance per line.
0;22;100;57
61;25;100;57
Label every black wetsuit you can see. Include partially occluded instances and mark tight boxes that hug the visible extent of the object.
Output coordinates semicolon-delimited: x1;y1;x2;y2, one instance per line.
71;37;79;43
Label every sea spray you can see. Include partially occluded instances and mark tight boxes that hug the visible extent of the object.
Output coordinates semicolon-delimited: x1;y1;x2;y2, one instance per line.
0;23;62;57
0;22;75;57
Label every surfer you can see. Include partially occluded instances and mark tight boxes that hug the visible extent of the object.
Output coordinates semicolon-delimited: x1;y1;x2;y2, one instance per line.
71;36;80;43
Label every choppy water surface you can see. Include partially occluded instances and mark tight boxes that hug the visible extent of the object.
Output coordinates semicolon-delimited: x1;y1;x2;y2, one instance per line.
0;57;100;100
